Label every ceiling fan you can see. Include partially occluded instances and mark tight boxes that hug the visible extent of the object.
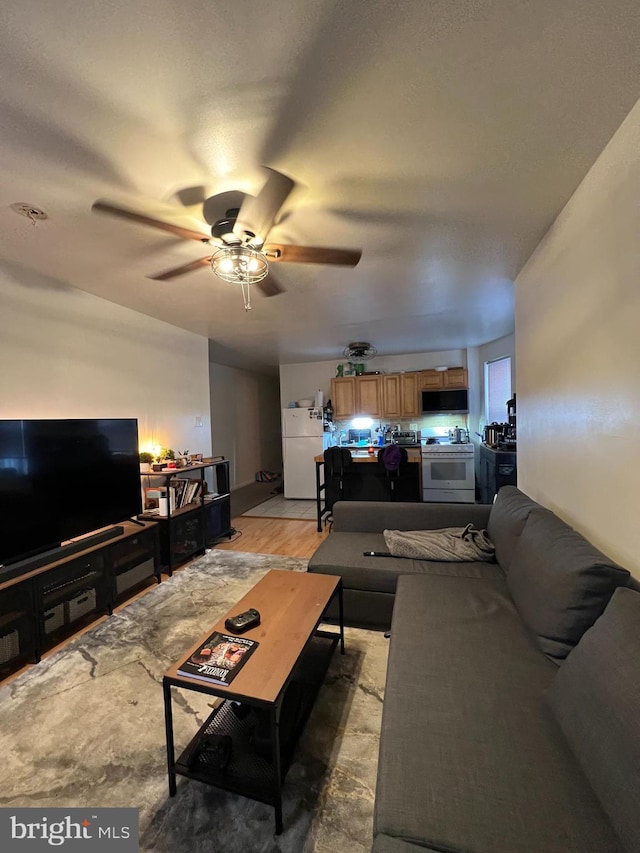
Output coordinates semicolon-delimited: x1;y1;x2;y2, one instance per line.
343;341;377;361
92;167;362;310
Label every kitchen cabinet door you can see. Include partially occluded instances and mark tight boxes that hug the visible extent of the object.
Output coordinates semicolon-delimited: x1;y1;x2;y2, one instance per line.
420;370;444;389
382;373;419;418
400;372;420;417
356;375;382;417
331;377;356;419
443;368;468;388
382;374;402;418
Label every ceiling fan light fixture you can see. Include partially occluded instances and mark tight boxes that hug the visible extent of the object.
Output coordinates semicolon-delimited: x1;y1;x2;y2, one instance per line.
210;246;269;284
343;341;377;361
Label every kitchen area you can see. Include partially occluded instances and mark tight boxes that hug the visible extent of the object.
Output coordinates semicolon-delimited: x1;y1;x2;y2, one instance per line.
279;360;517;522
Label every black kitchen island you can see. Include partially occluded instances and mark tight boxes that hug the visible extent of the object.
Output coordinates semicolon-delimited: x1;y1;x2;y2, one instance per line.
314;449;421;531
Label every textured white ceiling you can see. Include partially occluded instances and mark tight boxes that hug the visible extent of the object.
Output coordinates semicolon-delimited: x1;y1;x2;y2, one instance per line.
1;0;640;370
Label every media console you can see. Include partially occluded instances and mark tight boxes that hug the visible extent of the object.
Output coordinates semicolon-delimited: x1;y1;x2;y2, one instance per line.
0;525;125;585
0;520;161;678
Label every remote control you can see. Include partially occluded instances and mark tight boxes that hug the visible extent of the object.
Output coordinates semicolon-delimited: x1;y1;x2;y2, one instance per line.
225;608;261;634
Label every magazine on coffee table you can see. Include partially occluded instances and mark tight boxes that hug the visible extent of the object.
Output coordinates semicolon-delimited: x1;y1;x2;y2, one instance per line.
177;631;259;686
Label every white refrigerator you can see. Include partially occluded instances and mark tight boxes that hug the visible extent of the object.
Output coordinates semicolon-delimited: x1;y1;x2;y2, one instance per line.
282;408;333;499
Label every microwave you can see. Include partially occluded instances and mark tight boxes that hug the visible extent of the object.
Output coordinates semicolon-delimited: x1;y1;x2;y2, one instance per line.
421;388;468;415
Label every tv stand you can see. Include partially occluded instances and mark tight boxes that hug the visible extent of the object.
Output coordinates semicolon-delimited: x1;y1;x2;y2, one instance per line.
0;526;124;584
0;521;161;678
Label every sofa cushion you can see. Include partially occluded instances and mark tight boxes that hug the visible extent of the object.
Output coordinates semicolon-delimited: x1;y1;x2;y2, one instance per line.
506;510;629;662
374;574;623;853
486;485;541;571
331;499;492;534
547;587;640;852
307;532;504;595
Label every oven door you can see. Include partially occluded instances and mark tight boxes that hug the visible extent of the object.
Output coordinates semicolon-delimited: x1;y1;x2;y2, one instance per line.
422;452;475;491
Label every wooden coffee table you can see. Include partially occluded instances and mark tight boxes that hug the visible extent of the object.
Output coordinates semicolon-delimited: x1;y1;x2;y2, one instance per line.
162;569;344;833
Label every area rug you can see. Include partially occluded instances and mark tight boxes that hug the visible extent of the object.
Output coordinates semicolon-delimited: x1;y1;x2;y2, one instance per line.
0;550;389;852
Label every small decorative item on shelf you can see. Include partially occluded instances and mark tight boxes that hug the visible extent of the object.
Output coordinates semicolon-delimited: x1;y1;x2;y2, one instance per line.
157;447;176;469
139;451;154;473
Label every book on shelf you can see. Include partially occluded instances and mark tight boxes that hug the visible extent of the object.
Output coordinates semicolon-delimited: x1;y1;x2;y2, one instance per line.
177;632;259;686
169;477;202;509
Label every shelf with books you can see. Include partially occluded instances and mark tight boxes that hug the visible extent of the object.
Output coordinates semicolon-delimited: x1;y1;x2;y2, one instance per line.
139;460;232;574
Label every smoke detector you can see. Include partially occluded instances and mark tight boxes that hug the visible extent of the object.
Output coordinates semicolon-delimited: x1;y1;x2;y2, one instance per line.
343;341;377;361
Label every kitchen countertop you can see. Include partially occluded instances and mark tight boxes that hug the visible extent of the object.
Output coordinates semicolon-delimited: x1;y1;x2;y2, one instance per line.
315;448;421;463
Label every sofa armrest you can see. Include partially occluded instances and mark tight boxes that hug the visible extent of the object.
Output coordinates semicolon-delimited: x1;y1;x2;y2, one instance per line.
331;500;492;533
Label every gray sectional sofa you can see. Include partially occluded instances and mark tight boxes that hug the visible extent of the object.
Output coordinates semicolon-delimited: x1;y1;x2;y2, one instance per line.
307;487;640;852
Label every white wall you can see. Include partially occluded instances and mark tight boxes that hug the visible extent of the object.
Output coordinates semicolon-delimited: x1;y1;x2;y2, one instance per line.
0;272;212;459
209;360;282;490
515;96;640;577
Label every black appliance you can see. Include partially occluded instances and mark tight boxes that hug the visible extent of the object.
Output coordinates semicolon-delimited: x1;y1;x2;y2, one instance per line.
0;418;141;569
421;389;468;415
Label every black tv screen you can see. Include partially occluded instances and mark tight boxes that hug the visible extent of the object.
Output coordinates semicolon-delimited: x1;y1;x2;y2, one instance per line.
0;418;141;567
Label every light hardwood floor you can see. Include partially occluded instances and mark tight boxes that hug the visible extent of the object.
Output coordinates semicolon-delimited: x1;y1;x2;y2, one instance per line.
214;515;330;559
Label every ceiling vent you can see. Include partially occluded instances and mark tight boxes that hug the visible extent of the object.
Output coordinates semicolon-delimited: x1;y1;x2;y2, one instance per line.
343;341;377;361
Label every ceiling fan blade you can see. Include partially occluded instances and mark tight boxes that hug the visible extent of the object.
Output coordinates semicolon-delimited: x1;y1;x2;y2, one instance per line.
233;168;295;245
148;256;211;281
263;243;362;267
255;272;286;298
92;200;210;243
202;190;247;226
172;185;208;207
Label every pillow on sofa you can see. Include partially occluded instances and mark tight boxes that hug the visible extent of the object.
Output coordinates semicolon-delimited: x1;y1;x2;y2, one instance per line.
506;509;629;662
547;587;640;852
486;486;541;572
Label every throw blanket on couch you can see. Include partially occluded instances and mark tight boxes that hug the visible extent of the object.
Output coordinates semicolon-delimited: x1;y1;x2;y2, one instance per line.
383;524;495;562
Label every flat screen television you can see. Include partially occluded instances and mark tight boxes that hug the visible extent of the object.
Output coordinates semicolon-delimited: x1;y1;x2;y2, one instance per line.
421;389;469;415
0;418;142;569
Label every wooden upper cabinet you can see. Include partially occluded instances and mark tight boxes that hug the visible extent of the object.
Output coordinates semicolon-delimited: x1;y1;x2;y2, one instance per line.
355;374;382;417
420;368;468;389
384;372;420;418
443;368;468;388
420;370;444;389
332;369;459;420
331;377;356;419
399;372;420;417
382;374;402;418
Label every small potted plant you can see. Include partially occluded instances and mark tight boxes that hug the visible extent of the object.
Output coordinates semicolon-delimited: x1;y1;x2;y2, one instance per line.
139;451;154;473
158;447;176;469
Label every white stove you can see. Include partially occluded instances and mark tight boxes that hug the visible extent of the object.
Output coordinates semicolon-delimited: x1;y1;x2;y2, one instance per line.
421;441;475;502
421;442;474;454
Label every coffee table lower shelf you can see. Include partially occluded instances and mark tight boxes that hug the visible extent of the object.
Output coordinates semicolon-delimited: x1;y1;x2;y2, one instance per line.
164;631;340;833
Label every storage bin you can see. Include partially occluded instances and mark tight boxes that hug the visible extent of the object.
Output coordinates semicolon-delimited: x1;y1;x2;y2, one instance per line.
0;629;20;665
44;603;65;634
64;588;97;623
115;558;155;595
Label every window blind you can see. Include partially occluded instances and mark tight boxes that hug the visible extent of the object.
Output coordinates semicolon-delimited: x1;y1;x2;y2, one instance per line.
486;357;511;424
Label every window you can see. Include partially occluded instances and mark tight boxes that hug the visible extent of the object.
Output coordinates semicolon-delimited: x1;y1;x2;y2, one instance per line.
485;357;511;424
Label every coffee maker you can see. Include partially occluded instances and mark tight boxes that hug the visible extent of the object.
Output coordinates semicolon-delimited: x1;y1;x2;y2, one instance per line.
503;394;517;447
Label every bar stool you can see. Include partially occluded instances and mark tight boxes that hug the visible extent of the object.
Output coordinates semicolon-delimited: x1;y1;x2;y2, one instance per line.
323;446;354;512
378;445;408;501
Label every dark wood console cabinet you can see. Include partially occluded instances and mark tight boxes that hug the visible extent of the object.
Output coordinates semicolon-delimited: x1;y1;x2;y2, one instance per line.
478;444;517;503
0;521;160;679
139;461;232;574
